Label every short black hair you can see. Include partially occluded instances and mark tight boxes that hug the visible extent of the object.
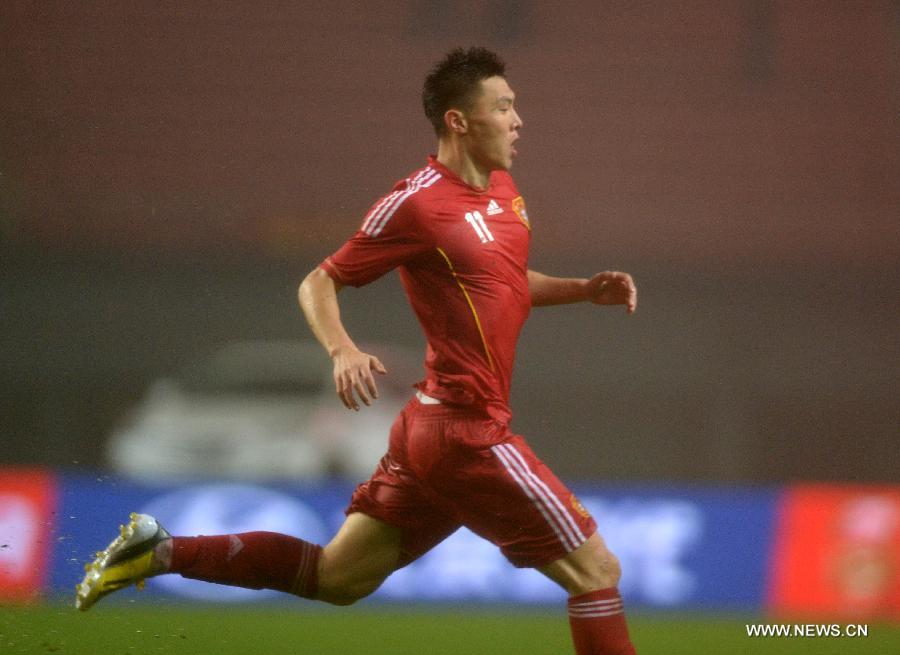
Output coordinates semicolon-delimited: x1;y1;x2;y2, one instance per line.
422;47;507;136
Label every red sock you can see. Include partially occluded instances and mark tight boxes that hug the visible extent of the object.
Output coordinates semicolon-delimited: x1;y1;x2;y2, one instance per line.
567;587;637;655
169;532;321;598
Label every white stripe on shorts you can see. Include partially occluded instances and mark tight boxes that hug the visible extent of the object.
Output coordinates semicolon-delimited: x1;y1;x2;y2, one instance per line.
491;445;574;550
491;443;587;552
498;443;587;547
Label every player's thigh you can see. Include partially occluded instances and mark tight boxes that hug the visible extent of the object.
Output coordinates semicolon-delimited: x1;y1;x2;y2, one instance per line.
538;532;621;596
318;512;402;602
448;434;597;569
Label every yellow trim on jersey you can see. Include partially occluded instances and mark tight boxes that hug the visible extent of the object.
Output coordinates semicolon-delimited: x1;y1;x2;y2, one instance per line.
435;247;495;373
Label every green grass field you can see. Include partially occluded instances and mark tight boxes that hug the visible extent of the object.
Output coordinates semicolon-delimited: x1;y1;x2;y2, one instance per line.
2;603;898;654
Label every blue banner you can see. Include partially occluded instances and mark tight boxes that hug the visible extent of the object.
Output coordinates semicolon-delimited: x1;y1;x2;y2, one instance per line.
572;484;780;609
50;473;779;609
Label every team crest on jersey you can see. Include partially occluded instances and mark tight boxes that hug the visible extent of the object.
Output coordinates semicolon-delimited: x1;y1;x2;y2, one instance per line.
511;196;530;230
570;494;591;519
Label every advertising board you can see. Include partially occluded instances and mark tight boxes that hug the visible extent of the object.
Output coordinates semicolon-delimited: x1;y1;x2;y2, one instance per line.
768;484;900;620
0;469;56;601
49;474;779;609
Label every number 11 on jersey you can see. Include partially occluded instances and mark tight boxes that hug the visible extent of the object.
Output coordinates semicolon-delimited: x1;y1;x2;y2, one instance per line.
465;210;495;243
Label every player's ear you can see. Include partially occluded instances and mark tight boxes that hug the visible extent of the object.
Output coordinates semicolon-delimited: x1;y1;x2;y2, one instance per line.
445;109;467;134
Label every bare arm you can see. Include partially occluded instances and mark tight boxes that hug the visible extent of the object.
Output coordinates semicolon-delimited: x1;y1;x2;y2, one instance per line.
527;269;637;314
298;267;386;410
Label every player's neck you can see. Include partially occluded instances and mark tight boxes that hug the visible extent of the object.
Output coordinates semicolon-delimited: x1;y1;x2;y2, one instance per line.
436;140;491;190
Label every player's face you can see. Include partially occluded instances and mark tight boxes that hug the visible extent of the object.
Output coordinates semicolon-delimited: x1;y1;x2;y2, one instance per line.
464;76;523;172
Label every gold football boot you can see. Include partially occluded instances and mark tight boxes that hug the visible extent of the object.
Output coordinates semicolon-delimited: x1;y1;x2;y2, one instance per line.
75;512;170;611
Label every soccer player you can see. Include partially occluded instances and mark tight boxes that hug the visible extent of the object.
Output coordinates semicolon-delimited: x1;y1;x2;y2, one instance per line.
77;48;639;655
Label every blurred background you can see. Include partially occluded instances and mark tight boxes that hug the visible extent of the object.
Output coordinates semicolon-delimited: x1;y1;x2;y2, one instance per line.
1;1;898;646
2;0;896;482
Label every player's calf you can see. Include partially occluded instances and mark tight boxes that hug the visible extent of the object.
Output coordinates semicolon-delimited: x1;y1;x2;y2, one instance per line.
315;573;383;606
313;512;403;606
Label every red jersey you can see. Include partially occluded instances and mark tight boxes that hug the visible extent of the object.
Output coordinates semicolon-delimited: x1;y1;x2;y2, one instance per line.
321;156;533;424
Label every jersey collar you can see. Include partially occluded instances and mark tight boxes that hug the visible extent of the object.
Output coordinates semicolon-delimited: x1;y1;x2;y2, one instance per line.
427;155;495;193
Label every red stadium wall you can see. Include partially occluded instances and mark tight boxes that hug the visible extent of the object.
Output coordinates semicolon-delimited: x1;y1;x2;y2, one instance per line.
2;2;895;264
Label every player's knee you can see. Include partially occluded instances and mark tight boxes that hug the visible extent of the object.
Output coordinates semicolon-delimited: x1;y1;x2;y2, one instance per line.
542;534;625;595
587;545;621;591
570;543;622;595
600;548;622;586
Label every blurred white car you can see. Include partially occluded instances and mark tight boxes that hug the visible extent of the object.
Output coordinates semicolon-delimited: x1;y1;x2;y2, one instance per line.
106;340;418;482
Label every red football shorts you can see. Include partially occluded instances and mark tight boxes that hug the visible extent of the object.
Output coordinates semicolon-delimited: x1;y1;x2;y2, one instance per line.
347;396;597;569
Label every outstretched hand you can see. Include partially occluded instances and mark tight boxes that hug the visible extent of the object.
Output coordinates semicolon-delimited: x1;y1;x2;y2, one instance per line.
586;271;637;314
330;345;388;410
